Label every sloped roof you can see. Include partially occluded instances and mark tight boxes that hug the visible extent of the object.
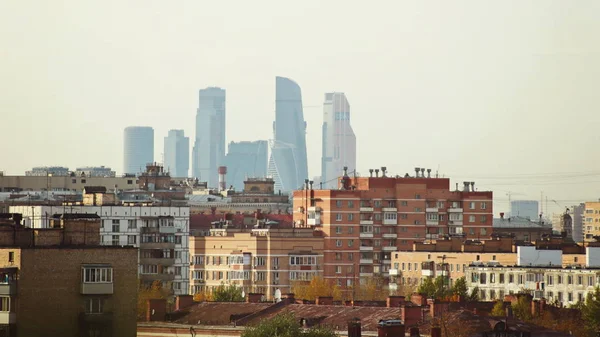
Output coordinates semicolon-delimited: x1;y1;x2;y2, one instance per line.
174;302;272;325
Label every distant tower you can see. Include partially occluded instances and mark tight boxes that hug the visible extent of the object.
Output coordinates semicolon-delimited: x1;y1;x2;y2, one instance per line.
267;77;309;192
321;92;356;189
193;87;226;187
123;126;154;175
164;130;190;177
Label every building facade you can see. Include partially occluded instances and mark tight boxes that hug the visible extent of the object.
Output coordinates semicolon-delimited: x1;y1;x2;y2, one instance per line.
25;166;69;176
0;213;137;337
189;223;323;299
268;77;309;193
0;175;139;193
9;202;190;295
292;168;493;294
570;203;585;243
224;141;268;191
320;93;356;190
163;130;190;178
584;201;600;242
123;126;154;175
75;166;116;178
466;246;600;306
510;200;539;220
193;87;226;186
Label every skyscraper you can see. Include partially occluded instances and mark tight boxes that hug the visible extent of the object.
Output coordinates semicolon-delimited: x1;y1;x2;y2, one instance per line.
193;87;226;187
164;129;190;177
123;126;154;175
224;140;268;191
510;200;539;220
320;92;356;189
268;77;308;192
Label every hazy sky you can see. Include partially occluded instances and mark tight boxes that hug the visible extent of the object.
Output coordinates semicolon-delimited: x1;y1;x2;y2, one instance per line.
1;0;599;215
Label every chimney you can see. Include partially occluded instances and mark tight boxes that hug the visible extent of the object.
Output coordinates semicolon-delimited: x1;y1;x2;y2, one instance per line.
175;295;194;311
304;179;309;190
409;327;420;336
430;327;442;337
377;320;405;337
316;296;333;305
455;183;458;191
246;293;263;303
369;169;374;177
427;169;431;178
218;166;227;192
505;305;513;318
375;169;380;177
283;293;295;304
463;182;470;192
414;167;420;178
309;180;314;190
420;168;425;178
386;296;405;308
146;299;167;322
381;167;387;177
470;182;475;191
348;318;362;337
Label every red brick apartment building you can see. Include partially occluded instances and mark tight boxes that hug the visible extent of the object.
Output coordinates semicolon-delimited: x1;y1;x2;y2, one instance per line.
292;167;493;289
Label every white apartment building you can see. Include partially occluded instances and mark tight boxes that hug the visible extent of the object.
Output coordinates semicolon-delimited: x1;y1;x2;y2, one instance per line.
10;204;190;295
466;246;600;306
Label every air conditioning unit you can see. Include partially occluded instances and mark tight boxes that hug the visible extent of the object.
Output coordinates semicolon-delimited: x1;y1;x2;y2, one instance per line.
273;266;279;270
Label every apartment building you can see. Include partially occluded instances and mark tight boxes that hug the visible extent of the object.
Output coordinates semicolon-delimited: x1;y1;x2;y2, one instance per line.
583;201;600;242
189;219;323;299
291;167;493;292
387;236;586;291
10;191;190;295
0;213;137;337
466;246;600;306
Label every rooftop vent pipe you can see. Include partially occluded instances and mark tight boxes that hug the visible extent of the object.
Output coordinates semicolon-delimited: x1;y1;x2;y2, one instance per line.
414;167;420;178
375;169;380;177
381;167;387;177
369;169;374;177
420;168;425;178
427;169;431;178
471;182;475;191
463;182;470;192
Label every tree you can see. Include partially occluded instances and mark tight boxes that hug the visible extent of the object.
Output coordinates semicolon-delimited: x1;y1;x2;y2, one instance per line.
193;290;212;302
292;277;342;301
137;280;172;320
417;277;436;298
212;283;244;302
241;312;336;337
355;276;387;301
417;276;451;299
467;286;479;302
452;277;468;298
582;286;600;334
511;296;532;321
491;300;505;316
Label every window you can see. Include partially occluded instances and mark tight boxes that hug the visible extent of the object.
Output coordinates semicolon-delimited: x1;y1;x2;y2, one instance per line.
518;275;524;284
414;220;421;225
348;240;354;247
127;235;136;245
81;179;87;183
336;227;342;234
374;226;380;234
8;252;13;263
82;266;113;283
336;214;342;221
426;213;439;221
128;220;136;229
175;267;182;275
568;292;573;302
469;215;475;223
588;276;594;286
111;235;119;246
578;276;583;285
348;201;354;208
336;200;342;208
401;263;405;270
499;273;505;284
481;202;487;210
141;265;158;274
335;252;342;260
348;213;354;221
557;275;563;284
480;228;487;235
375;213;382;221
336;240;342;247
490;273;495;283
374;200;382;207
469;202;475;209
547;275;553;285
0;297;10;312
348;253;354;260
481;215;487;223
85;298;103;314
414;208;422;212
415;194;421;199
401;201;408;206
348;226;354;234
480;273;487;284
439;215;445;221
336;266;342;274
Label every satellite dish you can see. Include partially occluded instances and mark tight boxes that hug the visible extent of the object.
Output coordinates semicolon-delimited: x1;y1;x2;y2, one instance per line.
274;289;282;302
241;290;245;298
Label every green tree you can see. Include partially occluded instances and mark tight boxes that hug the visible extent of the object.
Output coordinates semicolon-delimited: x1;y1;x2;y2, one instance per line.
417;277;436;298
212;283;244;302
491;300;505;316
582;286;600;334
467;286;479;302
511;296;532;321
417;276;451;299
452;277;468;298
137;280;172;320
241;312;337;337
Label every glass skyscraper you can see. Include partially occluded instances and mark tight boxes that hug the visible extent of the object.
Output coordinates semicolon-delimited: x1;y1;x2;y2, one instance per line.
123;126;154;175
164;129;190;177
268;77;309;192
224;140;268;191
193;87;226;187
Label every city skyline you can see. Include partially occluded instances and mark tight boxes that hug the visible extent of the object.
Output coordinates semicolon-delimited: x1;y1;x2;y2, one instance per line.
123;126;154;175
1;1;600;215
193;87;226;186
164;129;190;177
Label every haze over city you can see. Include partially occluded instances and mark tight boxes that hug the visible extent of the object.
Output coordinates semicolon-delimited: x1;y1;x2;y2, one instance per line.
2;0;600;215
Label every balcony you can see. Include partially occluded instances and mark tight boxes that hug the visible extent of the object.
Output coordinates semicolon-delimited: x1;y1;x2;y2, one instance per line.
307;218;321;226
426;208;438;213
359;233;373;238
140;257;175;266
360;207;374;212
193;279;205;284
448;208;463;213
426;220;439;226
382;259;392;264
0;313;16;324
308;206;321;212
159;226;176;234
448;221;463;226
359;220;374;225
81;282;114;295
382;208;397;212
140;273;175;282
382;246;397;252
382;233;397;239
383;219;397;225
359;272;374;277
0;283;16;296
140;227;159;234
425;234;439;240
139;242;176;249
360;246;373;251
79;312;113;323
422;269;434;277
360;258;374;264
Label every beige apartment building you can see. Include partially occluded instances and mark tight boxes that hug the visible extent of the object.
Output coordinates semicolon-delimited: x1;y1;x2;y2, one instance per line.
584;201;600;242
189;222;323;299
0;174;139;193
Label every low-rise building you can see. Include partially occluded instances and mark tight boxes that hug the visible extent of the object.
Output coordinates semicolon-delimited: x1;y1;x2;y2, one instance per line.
466;246;600;306
0;213;137;337
583;201;600;242
189;215;323;299
492;213;553;242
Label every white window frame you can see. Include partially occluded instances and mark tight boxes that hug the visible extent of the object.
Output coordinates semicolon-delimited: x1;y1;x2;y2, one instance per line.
82;266;113;283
